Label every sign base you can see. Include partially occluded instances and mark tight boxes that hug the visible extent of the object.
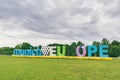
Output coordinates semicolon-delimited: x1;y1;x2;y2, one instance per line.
12;55;112;60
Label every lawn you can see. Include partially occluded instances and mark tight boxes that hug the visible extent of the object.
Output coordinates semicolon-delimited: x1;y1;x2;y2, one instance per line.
0;56;119;80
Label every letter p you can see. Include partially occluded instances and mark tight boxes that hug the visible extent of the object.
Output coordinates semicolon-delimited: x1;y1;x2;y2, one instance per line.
88;46;97;57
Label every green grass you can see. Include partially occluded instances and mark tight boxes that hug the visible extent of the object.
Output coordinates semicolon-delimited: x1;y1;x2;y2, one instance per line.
0;56;119;80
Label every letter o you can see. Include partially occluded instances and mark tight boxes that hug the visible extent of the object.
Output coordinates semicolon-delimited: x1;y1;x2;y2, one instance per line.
76;46;86;57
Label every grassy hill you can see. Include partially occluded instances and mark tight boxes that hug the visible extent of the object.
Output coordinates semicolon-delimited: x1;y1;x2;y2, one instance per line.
0;56;119;80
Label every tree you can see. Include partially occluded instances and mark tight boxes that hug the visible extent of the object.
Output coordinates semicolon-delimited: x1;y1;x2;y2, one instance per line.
48;43;64;47
111;40;120;46
70;42;77;56
109;40;120;57
66;44;71;56
77;41;84;46
0;47;14;55
92;41;100;46
33;45;42;49
101;38;110;45
15;42;33;49
109;45;120;57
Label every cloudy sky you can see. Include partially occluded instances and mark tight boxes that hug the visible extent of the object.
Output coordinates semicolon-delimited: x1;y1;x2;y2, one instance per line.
0;0;120;47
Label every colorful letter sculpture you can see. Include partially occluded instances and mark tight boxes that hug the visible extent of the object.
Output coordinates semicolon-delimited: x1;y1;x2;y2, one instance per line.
14;45;109;57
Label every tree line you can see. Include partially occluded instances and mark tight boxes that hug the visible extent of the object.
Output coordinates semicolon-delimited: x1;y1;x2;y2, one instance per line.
0;38;120;57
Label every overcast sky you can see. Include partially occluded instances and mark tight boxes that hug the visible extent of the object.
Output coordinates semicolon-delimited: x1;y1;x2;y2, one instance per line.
0;0;120;47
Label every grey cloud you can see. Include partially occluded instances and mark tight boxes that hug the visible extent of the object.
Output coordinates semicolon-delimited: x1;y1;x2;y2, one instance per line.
0;0;120;43
98;0;113;4
103;0;120;17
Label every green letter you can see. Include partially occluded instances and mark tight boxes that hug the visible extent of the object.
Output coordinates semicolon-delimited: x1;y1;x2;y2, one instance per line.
57;46;66;56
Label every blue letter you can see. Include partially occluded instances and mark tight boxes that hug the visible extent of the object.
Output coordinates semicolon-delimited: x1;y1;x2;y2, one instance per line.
99;45;108;57
88;46;97;57
36;47;42;56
